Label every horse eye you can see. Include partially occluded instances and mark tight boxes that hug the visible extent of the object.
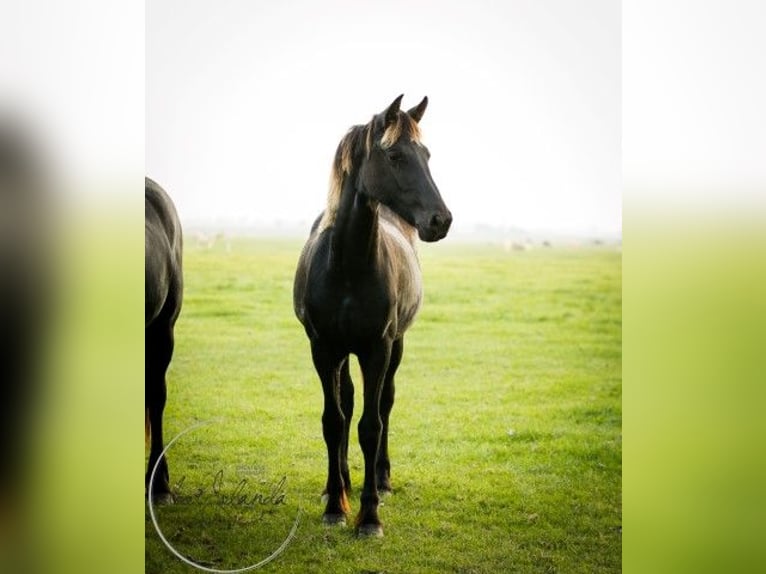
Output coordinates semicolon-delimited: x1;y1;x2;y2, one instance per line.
387;151;404;163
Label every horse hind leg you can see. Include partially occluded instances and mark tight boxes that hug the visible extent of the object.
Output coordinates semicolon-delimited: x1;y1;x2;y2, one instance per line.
339;358;354;494
377;338;403;494
145;323;175;504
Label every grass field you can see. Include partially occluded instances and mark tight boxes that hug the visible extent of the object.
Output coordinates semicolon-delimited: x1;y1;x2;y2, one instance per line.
145;238;621;573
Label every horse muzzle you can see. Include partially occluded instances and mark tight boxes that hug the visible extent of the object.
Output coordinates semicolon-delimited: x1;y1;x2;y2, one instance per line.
417;209;452;242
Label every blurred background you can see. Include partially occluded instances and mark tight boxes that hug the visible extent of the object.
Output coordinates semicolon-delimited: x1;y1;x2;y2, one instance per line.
1;0;142;572
0;0;763;572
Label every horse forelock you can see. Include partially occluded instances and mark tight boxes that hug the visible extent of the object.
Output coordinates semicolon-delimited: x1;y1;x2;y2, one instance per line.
381;112;421;149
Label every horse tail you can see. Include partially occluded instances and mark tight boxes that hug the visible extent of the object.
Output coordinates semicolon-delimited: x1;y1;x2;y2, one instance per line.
145;408;151;447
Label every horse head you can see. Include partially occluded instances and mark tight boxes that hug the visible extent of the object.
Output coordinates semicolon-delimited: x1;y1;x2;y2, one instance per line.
357;95;452;242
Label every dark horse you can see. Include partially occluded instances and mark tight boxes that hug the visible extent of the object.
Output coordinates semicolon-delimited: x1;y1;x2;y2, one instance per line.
145;177;183;504
0;121;52;514
294;95;452;536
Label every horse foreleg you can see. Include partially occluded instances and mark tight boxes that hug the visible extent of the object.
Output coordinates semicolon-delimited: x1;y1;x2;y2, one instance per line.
312;343;350;525
377;337;402;494
355;340;392;537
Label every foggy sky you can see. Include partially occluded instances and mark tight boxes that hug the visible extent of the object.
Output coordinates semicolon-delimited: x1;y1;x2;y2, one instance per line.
147;0;621;235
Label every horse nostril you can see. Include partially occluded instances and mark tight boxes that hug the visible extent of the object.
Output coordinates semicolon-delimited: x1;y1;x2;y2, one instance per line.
430;211;452;231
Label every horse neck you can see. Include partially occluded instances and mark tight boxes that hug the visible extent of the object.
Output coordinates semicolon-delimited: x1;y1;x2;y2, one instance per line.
330;171;379;271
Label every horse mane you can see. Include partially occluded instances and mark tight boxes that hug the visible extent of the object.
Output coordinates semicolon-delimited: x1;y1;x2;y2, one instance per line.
317;112;422;233
379;205;419;244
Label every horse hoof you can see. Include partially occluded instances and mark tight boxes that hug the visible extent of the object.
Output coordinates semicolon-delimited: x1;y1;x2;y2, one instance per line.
357;524;384;538
322;513;347;526
151;492;175;505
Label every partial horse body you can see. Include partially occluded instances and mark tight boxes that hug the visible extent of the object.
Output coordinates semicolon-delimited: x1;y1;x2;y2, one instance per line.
294;95;451;536
145;176;183;503
0;121;51;512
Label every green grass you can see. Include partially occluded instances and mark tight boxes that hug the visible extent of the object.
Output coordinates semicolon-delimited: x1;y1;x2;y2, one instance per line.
145;238;621;573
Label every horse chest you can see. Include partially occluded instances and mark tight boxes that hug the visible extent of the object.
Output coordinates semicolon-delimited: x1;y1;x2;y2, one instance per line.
312;279;390;340
298;230;424;344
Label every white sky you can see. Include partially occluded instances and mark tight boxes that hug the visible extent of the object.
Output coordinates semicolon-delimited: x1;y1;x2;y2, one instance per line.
147;0;620;235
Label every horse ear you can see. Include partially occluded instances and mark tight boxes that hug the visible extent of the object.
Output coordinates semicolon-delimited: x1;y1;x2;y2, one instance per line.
407;96;428;123
384;94;404;127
